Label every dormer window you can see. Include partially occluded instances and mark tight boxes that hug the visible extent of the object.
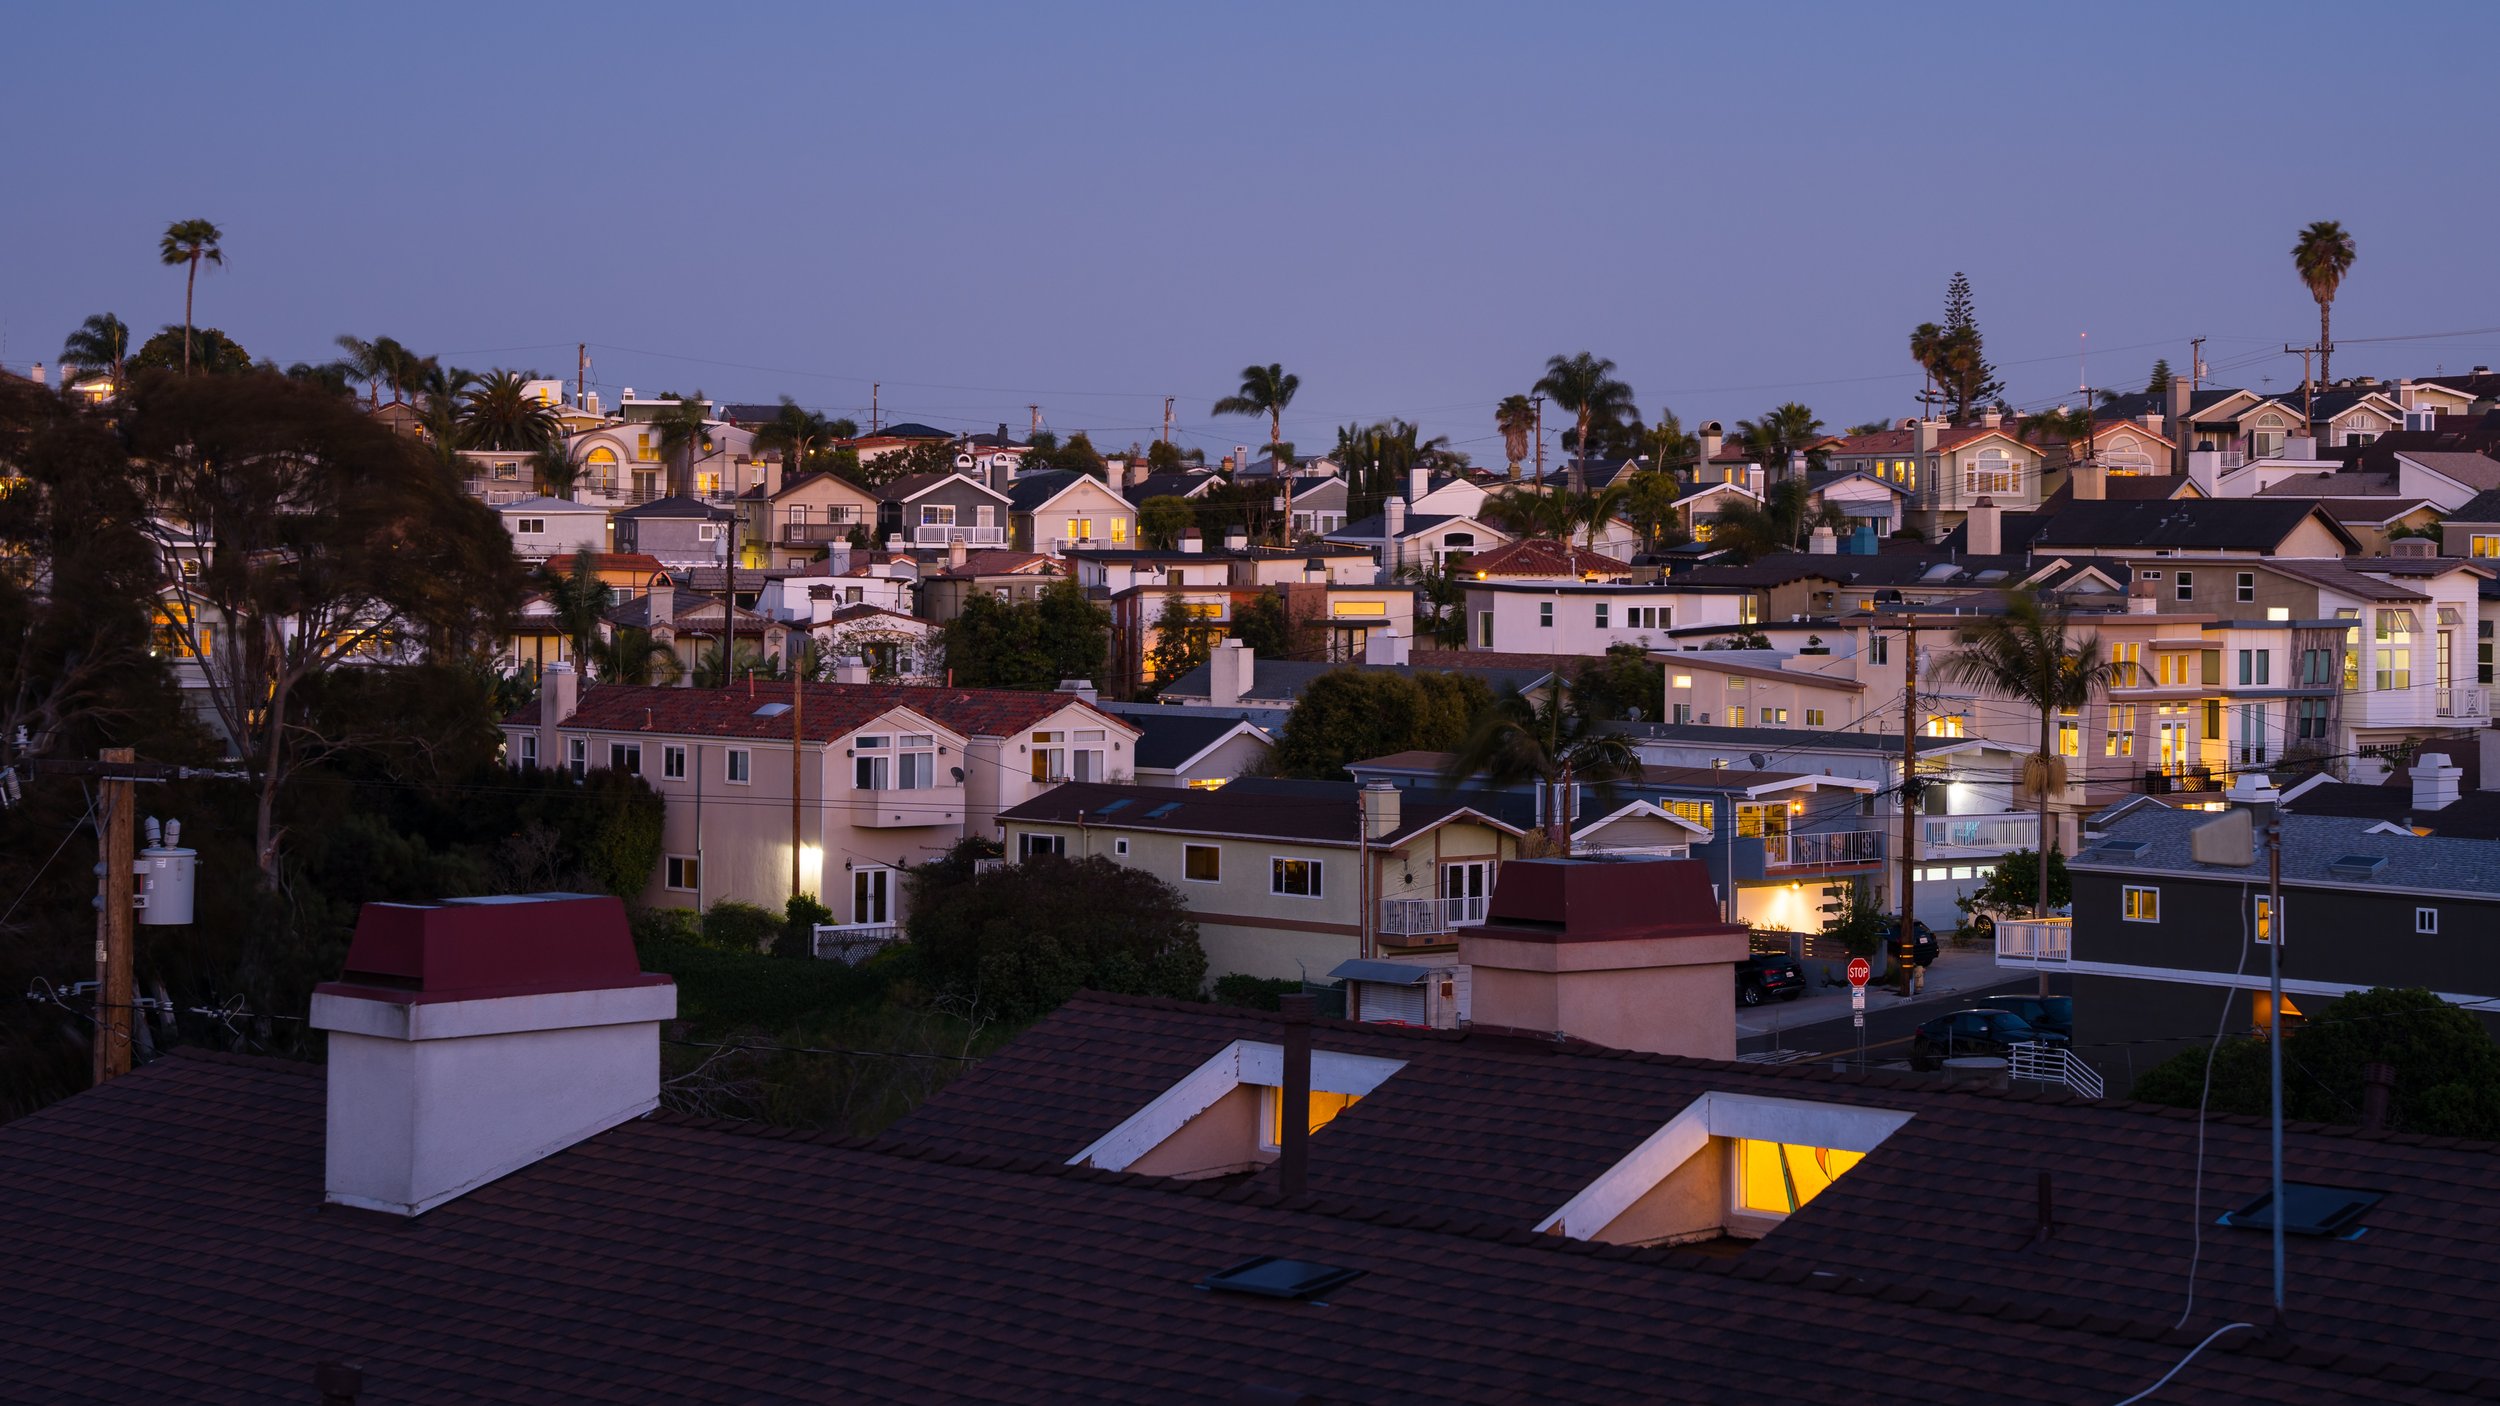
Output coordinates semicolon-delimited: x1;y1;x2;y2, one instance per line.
1537;1092;1911;1245
1067;1039;1404;1180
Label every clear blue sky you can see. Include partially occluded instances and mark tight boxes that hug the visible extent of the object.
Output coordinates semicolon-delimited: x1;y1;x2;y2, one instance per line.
6;2;2497;461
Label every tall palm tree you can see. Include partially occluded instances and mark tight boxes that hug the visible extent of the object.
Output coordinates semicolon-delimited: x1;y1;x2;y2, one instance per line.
2292;220;2357;384
591;626;683;685
1443;687;1639;853
157;219;225;375
541;556;611;666
60;313;130;397
457;370;562;452
653;391;715;498
1533;352;1637;495
2020;405;2093;463
1480;486;1577;542
1495;393;1537;480
1931;589;2118;942
1212;364;1301;456
1565;482;1631;551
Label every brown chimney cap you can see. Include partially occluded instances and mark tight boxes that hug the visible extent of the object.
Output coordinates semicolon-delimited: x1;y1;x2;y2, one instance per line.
316;895;670;1004
1473;857;1743;944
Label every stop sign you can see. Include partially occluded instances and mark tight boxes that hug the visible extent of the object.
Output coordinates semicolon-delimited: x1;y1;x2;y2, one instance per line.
1847;957;1872;988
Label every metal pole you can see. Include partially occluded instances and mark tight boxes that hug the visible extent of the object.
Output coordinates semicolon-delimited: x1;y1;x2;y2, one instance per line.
93;746;136;1086
2268;811;2286;1321
791;678;805;901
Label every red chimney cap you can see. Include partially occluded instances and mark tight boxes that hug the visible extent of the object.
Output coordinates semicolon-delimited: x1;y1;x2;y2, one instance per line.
1476;858;1746;944
314;894;671;1005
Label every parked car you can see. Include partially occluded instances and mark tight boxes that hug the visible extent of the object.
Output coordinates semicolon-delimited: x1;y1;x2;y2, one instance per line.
1979;993;2072;1040
1910;1008;2064;1069
1735;953;1805;1007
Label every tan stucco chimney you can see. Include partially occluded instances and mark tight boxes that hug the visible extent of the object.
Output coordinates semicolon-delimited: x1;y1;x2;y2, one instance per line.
1966;497;2003;556
537;661;579;765
1460;858;1748;1059
2070;461;2106;502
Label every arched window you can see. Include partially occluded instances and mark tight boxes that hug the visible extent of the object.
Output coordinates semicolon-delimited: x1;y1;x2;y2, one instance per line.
584;446;618;466
1964;448;2014;497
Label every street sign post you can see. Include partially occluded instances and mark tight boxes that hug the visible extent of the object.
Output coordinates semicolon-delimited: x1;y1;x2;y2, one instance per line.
1847;957;1871;988
1848;958;1871;1065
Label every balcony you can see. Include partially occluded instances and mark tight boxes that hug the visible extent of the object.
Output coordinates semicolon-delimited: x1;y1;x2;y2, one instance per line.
781;520;860;546
1920;812;2040;857
1377;894;1488;945
912;525;1007;548
813;922;901;964
848;784;964;827
1993;916;2072;967
1763;829;1886;869
2438;686;2489;720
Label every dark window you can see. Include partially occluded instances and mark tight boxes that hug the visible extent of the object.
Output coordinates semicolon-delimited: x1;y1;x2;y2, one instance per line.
1019;832;1065;860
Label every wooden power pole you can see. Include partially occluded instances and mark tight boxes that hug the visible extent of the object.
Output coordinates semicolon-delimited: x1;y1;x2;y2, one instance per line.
93;746;136;1086
791;676;805;901
1895;627;1920;998
1531;395;1545;484
1161;397;1174;446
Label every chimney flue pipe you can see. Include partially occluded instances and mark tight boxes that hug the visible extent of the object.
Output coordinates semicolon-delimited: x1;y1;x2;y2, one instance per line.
1278;993;1315;1199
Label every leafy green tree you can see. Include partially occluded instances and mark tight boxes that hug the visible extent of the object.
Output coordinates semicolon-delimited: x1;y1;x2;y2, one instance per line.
571;767;668;898
774;892;835;959
1620;469;1689;553
2132;988;2500;1138
903;851;1205;1017
158;218;224;375
1533;352;1638;494
1953;847;2070;932
1146;595;1222;693
1932;590;2114;931
2293;220;2358;383
456;369;561;452
1227;588;1294;658
1212;362;1300;455
863;439;958;486
1054;432;1108;478
127;326;249;376
1035;576;1109;683
652;390;714;498
1272;669;1491;779
1822;880;1884;958
1138;494;1194;549
942;578;1108;690
1571;644;1665;721
700;900;785;953
1495;393;1537;479
59;313;130;397
1444;686;1638;850
1710;477;1845;562
1146;439;1186;472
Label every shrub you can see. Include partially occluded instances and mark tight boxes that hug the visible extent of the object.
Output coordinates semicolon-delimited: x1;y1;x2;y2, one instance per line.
904;852;1205;1019
776;892;835;959
700;900;784;954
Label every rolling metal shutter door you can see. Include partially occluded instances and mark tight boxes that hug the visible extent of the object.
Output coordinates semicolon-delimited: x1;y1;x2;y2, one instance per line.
1361;980;1427;1025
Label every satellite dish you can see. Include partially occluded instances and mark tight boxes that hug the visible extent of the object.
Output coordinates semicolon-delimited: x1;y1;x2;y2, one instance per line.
1748;752;1768;769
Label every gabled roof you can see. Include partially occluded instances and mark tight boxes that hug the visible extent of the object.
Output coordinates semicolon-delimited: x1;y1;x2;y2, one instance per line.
1000;777;1519;848
762;468;879;504
876;470;1013;505
850;421;952;442
602;589;771;634
613;494;734;520
2446;487;2500;524
1460;538;1637;579
2078;807;2500;898
928;549;1057;579
494;495;599;514
539;552;666;577
815;602;932;630
2029;498;2360;554
1005;468;1119;513
1123;471;1222;504
1123;713;1272;772
2394;451;2500;493
504;681;1122;742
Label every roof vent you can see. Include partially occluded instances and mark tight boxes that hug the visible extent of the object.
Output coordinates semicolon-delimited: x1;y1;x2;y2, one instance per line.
1198;1256;1365;1301
2328;854;2387;880
2221;1184;2383;1239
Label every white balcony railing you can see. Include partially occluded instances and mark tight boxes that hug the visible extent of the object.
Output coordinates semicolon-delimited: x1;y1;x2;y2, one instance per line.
813;922;901;963
1763;830;1886;867
1920;813;2040;854
2008;1042;2103;1099
2438;686;2489;720
1994;916;2072;967
1378;894;1488;938
912;525;1007;547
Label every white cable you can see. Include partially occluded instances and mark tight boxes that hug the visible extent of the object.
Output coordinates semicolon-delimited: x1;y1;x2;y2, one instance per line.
2112;1322;2256;1406
2176;882;2260;1328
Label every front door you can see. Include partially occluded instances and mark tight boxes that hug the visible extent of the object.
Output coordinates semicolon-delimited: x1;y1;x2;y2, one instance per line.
1442;861;1489;925
853;867;892;926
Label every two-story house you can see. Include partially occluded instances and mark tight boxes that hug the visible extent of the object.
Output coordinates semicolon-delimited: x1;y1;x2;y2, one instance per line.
997;777;1525;984
1463;579;1752;656
1007;469;1138;555
877;470;1012;551
505;671;1138;924
613;495;738;569
916;549;1062;622
496;497;607;561
1823;414;2049;537
739;467;880;569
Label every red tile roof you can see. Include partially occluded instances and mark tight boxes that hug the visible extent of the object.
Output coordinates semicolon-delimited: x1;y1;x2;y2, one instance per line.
1461;537;1637;579
539;552;666;576
0;1044;2473;1405
504;681;1123;741
928;549;1055;579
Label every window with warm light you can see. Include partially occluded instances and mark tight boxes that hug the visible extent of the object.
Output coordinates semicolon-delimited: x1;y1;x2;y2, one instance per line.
1735;1139;1864;1216
2122;885;2160;922
1263;1088;1361;1148
1330;600;1386;617
2473;535;2500;560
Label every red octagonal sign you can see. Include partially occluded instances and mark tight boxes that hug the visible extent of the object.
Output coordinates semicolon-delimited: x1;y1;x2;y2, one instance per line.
1847;957;1872;988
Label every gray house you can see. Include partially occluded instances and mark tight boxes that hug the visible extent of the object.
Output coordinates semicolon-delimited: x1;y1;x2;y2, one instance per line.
2033;805;2500;1085
612;495;736;569
877;471;1012;550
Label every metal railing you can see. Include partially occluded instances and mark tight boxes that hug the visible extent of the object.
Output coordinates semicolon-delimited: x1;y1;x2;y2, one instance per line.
1763;830;1886;867
1378;894;1488;937
813;922;901;964
912;525;1007;547
1993;916;2072;965
781;520;859;544
1920;813;2040;852
2009;1042;2103;1099
2437;686;2489;719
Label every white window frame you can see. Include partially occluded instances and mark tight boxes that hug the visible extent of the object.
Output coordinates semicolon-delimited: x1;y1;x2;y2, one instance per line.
725;747;752;783
2237;571;2255;604
566;737;588;781
2121;884;2160;923
516;517;546;535
2416;907;2440;935
1271;855;1324;899
2175;570;2194;603
854;734;892;790
1594;602;1610;629
665;855;699;893
609;741;642;775
1114;837;1129;856
1539;602;1554;628
662;744;688;781
516;733;539;770
1020;831;1066;860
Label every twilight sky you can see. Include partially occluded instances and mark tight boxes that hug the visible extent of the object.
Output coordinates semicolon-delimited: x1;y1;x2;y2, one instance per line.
6;2;2498;462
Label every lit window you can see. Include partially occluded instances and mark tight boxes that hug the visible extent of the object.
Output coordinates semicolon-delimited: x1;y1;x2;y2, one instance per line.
2122;885;2160;922
1735;1139;1864;1216
1805;709;1824;726
2254;892;2277;944
1262;1088;1361;1148
2472;535;2500;559
1271;856;1323;897
1673;674;1693;689
1329;600;1386;617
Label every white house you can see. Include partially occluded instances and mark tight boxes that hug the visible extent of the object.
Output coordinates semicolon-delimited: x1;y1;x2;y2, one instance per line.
1462;581;1753;655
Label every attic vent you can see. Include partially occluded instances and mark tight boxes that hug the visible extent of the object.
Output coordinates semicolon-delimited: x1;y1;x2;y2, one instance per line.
2221;1184;2383;1239
1199;1256;1365;1301
2328;854;2387;880
754;702;792;718
1144;802;1182;819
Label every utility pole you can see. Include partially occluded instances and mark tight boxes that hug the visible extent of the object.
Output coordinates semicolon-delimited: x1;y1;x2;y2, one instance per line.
2266;803;2287;1323
1531;394;1545;484
2285;344;2320;434
720;514;738;689
92;746;136;1087
791;676;806;901
2189;337;2205;393
1161;396;1173;446
871;383;880;435
576;343;588;411
1896;625;1920;999
1028;404;1041;438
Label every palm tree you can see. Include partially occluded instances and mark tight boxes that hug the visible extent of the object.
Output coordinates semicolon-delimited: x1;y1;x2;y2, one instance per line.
457;370;562;452
532;443;583;499
1565;482;1631;551
653;391;714;498
753;396;835;479
60;313;130;396
157;219;225;375
1931;589;2118;944
1495;393;1537;480
1212;364;1301;456
284;359;359;397
591;626;683;685
2020;405;2093;463
2292;220;2357;384
1480;487;1577;542
541;557;611;666
1443;687;1639;853
1533;352;1637;495
1736;402;1827;477
1710;478;1845;562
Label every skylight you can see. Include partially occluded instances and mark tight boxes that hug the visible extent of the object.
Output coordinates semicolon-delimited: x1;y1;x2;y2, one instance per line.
1097;798;1134;813
2328;854;2387;880
1144;802;1182;819
754;702;791;717
2221;1184;2383;1239
1199;1256;1364;1301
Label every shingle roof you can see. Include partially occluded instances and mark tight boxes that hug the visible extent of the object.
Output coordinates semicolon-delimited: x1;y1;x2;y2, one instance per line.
999;777;1514;847
1122;470;1219;504
875;470;1008;503
7;1046;2468;1406
2446;488;2500;525
2030;499;2355;553
1156;659;1558;705
1123;711;1270;771
1004;468;1116;512
927;549;1055;579
503;681;1120;741
852;420;951;441
2257;559;2431;602
1346;749;1825;792
2284;782;2500;841
2077;807;2500;896
1460;537;1636;579
2395;451;2500;491
493;495;596;513
611;494;732;520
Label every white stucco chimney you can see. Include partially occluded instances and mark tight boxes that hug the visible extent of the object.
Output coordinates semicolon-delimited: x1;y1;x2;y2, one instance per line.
537;661;579;764
1210;639;1254;706
30;362;45;386
309;895;676;1217
1808;525;1838;555
1965;497;2002;557
2070;461;2107;502
834;655;870;684
1408;466;1430;504
1383;495;1406;579
2414;755;2463;812
646;577;675;626
1224;526;1249;553
1181;528;1204;554
764;451;785;499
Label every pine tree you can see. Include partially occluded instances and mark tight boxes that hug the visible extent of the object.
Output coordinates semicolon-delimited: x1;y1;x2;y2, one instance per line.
2145;359;2172;395
1936;272;2004;422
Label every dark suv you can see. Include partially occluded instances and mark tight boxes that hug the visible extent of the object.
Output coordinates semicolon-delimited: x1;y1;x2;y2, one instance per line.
1979;993;2072;1040
1911;1008;2063;1069
1736;954;1805;1007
